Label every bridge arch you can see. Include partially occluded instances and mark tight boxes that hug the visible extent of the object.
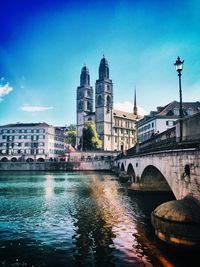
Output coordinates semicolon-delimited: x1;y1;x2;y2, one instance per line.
120;163;125;171
26;158;34;163
37;158;45;162
1;157;8;162
11;157;17;162
141;165;174;193
127;163;136;182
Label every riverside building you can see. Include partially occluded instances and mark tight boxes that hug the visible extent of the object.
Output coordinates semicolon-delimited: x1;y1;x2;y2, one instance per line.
76;56;143;152
137;101;200;143
0;123;65;162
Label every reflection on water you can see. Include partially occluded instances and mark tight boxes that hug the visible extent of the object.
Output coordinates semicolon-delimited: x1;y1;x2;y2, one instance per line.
0;171;198;267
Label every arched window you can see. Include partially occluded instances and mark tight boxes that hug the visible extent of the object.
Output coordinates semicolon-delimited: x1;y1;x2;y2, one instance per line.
87;90;91;97
106;95;111;112
78;90;83;98
78;101;83;111
87;101;91;111
97;95;102;106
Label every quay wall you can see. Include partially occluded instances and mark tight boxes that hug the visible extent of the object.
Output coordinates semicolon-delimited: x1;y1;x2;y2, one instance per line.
0;160;112;171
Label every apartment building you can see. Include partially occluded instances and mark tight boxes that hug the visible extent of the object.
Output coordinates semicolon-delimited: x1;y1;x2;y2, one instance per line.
0;123;65;162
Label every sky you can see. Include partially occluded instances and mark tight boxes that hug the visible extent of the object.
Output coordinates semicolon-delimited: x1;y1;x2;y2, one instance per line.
0;0;200;126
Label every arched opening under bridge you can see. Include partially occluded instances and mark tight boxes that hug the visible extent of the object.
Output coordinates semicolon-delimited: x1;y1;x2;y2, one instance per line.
37;158;45;162
11;157;17;162
1;157;8;162
140;165;174;193
26;158;34;163
127;163;136;182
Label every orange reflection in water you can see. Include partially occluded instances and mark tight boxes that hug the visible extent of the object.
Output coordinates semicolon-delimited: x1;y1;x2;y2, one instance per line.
89;175;152;266
87;174;175;267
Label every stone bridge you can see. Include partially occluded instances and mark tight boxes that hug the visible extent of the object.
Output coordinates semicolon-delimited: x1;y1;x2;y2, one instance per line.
116;148;200;202
116;148;200;247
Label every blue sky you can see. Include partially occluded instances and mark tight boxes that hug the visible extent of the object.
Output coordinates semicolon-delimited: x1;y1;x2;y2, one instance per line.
0;0;200;126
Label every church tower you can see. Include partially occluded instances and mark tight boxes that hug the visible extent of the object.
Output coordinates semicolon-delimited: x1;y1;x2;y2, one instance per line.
95;56;113;150
76;66;93;148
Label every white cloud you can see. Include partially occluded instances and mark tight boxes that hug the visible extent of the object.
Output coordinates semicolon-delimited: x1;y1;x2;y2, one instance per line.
20;105;54;112
0;83;13;98
114;101;148;116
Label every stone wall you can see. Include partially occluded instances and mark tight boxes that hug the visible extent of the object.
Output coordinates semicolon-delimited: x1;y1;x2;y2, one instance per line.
0;160;112;171
176;112;200;142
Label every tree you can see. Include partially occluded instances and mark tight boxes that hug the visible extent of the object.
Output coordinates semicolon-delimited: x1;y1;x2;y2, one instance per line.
81;121;102;150
65;124;77;148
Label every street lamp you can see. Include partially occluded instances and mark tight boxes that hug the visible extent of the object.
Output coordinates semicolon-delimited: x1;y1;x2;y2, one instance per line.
174;56;184;142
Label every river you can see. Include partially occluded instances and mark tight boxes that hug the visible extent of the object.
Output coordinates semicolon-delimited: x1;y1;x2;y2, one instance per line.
0;171;198;267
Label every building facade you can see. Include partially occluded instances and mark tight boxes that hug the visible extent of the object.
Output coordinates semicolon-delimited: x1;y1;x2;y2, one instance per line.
137;101;200;143
0;123;65;162
76;56;143;151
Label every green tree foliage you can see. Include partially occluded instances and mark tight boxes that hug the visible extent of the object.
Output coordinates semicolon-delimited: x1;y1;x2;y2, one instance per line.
65;124;76;148
82;121;102;150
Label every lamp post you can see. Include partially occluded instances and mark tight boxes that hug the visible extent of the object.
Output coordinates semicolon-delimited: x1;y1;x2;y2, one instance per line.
174;56;184;142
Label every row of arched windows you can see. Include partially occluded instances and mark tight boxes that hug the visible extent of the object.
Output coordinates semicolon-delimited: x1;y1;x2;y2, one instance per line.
78;101;92;112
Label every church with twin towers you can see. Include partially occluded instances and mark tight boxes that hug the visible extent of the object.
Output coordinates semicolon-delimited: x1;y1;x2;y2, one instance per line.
76;56;143;151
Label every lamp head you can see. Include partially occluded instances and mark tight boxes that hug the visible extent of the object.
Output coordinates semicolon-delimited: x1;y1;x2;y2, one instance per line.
174;56;184;72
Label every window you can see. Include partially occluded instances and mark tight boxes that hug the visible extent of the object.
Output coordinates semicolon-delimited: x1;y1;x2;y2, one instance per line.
32;135;38;141
97;84;101;93
97;95;102;106
106;95;111;112
173;108;179;116
87;90;91;97
25;142;30;147
187;108;193;116
87;101;91;111
78;101;83;111
166;120;174;126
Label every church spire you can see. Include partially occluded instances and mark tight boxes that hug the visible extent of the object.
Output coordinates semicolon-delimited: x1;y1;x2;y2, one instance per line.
99;55;109;79
80;65;90;86
133;87;138;116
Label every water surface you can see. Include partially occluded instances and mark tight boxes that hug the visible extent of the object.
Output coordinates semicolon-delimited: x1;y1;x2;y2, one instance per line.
0;171;198;266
